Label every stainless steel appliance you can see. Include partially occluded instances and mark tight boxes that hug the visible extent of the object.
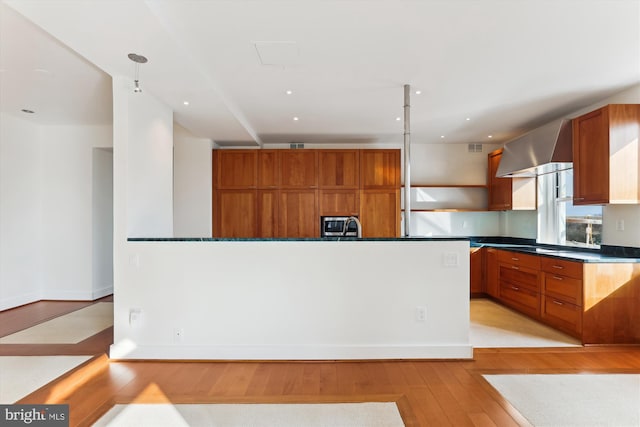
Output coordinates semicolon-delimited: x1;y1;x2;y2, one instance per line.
321;216;360;237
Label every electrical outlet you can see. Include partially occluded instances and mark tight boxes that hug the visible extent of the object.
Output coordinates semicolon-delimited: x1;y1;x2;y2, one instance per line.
616;219;625;231
129;308;142;325
443;252;459;267
416;306;426;322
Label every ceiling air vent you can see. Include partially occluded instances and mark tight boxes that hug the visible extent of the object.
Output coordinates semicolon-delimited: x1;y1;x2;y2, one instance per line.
468;143;483;153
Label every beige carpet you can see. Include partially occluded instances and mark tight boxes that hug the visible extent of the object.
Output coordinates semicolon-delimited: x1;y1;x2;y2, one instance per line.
484;374;640;427
471;299;581;348
0;355;92;403
93;402;405;426
0;302;113;344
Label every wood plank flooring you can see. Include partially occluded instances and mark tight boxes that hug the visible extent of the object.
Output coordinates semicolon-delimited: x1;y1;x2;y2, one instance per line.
3;297;640;427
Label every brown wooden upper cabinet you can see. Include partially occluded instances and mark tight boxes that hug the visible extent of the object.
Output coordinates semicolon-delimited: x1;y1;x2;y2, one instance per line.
487;148;536;210
257;150;279;188
213;189;257;237
572;104;640;205
360;149;400;189
279;150;318;188
213;150;257;189
318;150;359;188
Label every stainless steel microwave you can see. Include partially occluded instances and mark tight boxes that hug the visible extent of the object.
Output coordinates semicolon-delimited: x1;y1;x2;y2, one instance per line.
321;216;359;237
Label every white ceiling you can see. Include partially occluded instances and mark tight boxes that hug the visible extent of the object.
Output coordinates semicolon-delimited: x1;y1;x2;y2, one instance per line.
2;0;639;147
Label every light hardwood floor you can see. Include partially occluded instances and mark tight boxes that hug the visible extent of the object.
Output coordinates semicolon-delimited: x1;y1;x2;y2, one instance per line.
2;297;640;427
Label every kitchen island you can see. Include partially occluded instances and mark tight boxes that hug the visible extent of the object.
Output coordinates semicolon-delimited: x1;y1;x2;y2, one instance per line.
110;238;472;360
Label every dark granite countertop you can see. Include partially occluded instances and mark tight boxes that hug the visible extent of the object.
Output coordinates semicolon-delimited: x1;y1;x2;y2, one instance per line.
127;236;470;242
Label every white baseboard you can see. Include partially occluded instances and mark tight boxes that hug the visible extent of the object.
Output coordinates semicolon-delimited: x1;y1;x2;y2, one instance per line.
0;292;41;312
109;343;473;360
92;284;113;300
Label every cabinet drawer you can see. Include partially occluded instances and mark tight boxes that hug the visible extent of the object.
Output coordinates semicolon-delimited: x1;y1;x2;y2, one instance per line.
498;250;540;270
542;296;582;336
540;257;583;279
499;264;539;291
500;282;539;317
543;274;582;306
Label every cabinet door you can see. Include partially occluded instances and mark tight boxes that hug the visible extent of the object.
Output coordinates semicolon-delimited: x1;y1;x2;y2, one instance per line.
279;150;318;188
278;190;318;237
318;150;359;188
319;190;359;216
360;189;400;237
258;150;279;189
573;106;610;204
214;190;257;237
487;149;512;210
470;248;484;295
485;248;499;298
360;149;400;189
214;150;257;189
258;190;278;237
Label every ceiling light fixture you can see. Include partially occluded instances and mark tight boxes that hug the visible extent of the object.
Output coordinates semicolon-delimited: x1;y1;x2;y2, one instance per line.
415;90;422;95
285;90;293;95
488;135;493;138
128;53;148;93
440;135;445;138
396;117;401;121
466;117;471;121
183;101;189;106
293;116;299;121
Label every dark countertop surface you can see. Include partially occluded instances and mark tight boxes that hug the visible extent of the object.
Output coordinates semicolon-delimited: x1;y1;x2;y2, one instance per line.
127;236;640;263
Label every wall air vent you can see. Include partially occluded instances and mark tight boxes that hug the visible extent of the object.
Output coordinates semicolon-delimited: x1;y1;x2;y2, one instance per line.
468;143;482;153
289;143;304;149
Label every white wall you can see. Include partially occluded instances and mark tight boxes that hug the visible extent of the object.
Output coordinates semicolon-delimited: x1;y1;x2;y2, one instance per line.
0;114;43;310
127;92;174;238
111;240;472;360
40;125;113;300
173;123;212;237
93;147;114;298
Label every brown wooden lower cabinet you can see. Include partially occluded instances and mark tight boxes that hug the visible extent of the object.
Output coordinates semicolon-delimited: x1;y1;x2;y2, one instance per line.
470;248;484;295
278;190;318;238
213;190;257;237
486;249;640;344
485;248;499;298
359;189;400;237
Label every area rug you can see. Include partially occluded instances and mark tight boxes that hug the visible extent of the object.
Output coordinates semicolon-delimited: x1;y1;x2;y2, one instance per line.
471;299;581;348
0;302;112;344
93;402;405;426
483;374;640;427
0;355;91;403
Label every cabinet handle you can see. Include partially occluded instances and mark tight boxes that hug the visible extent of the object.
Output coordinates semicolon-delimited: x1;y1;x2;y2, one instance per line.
511;257;519;261
574;197;585;201
552;300;564;306
511;286;520;291
512;266;519;270
552;265;564;270
553;276;564;280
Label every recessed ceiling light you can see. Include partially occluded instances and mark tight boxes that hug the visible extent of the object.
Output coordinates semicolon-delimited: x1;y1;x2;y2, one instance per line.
488;135;493;138
415;90;422;95
285;90;293;95
466;117;471;121
21;109;35;114
183;101;189;106
395;117;401;121
293;116;299;121
440;135;445;138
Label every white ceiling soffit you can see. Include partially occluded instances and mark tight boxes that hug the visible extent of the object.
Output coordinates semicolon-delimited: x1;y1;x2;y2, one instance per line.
3;0;640;146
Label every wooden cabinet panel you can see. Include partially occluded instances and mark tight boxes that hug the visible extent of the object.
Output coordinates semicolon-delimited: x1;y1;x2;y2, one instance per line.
542;296;582;336
572;104;640;205
500;282;540;318
318;150;359;189
258;150;279;188
498;250;541;270
540;257;583;280
257;190;278;237
214;150;257;189
359;189;400;237
485;248;499;298
499;264;540;292
213;190;257;237
279;150;318;188
360;149;400;189
278;190;318;237
543;274;582;306
487;148;536;210
470;248;484;295
319;190;359;216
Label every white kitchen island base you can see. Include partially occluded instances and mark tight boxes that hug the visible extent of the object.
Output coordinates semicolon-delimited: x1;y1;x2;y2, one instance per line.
111;239;472;360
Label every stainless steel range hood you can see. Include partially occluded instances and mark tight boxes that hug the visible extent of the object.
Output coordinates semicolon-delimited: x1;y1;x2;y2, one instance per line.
496;118;573;177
